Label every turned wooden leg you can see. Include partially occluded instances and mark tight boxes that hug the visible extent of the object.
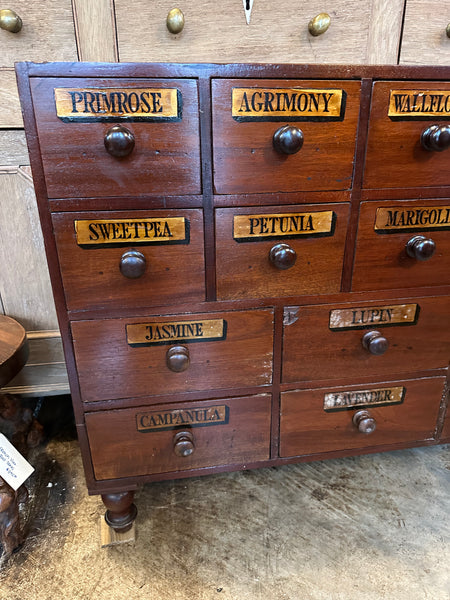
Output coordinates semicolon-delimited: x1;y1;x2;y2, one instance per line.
101;491;137;533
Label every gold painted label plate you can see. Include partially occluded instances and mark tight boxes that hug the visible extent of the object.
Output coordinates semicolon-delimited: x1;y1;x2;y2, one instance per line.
374;207;450;233
324;387;405;412
233;211;335;242
54;88;181;122
127;319;226;346
329;304;419;330
388;90;450;119
136;405;229;432
75;217;188;247
231;88;346;121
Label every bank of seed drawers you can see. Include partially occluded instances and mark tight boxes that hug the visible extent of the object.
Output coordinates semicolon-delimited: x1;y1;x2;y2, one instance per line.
22;64;450;488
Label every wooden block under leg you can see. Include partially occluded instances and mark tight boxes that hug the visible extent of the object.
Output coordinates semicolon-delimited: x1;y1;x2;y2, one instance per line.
100;517;135;548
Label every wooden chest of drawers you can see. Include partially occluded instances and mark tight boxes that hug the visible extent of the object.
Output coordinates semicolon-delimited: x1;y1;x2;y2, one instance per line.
17;62;450;534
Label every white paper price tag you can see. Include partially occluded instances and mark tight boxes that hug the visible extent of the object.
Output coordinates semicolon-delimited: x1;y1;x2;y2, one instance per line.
0;433;34;491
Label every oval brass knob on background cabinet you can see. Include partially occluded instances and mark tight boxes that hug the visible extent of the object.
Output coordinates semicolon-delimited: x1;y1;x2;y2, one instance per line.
406;235;436;261
173;431;195;457
352;410;377;434
272;125;304;155
119;250;146;279
308;13;331;36
0;9;22;32
104;125;135;158
166;345;190;373
166;8;184;34
420;124;450;152
362;330;389;356
446;23;450;38
269;243;297;270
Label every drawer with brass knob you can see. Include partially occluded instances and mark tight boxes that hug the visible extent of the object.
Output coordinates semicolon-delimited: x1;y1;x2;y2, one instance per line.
85;394;272;480
282;296;450;385
280;377;446;458
352;199;450;291
51;209;205;311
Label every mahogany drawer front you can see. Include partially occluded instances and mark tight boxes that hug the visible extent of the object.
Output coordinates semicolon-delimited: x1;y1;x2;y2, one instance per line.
363;81;450;189
280;377;445;457
85;394;271;480
29;77;201;198
282;296;450;385
215;203;349;300
72;309;274;403
52;209;205;311
352;199;450;291
211;79;361;194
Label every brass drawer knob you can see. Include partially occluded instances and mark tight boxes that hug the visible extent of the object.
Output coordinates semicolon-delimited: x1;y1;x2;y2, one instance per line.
0;9;22;33
269;243;297;270
406;235;436;261
308;13;331;36
166;345;190;373
362;330;389;356
272;125;304;155
119;249;146;279
173;430;195;457
421;124;450;152
167;8;184;34
352;410;376;434
446;23;450;38
104;125;135;158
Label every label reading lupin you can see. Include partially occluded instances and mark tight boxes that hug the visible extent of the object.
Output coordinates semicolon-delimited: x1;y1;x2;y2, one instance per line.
329;304;419;330
126;319;226;346
374;206;450;234
75;217;188;248
233;211;335;242
388;90;450;120
232;88;345;122
54;87;181;122
324;387;405;412
136;405;229;432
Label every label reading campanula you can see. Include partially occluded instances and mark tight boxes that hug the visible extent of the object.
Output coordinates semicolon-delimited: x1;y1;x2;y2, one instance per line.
374;207;450;233
75;217;188;248
136;405;229;432
323;387;405;412
329;304;419;330
388;90;450;119
54;87;181;122
233;211;335;242
126;319;226;346
231;88;346;121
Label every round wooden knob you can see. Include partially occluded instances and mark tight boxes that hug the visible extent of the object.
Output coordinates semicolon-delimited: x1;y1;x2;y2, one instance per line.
173;431;195;457
166;8;184;33
405;235;436;261
0;9;22;32
269;243;297;270
421;124;450;152
308;13;331;36
273;125;304;155
166;345;190;373
119;249;146;279
104;125;135;158
352;410;377;434
362;330;389;356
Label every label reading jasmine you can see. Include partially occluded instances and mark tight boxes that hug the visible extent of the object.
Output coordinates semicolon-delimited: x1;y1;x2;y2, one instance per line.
136;405;229;432
126;319;226;346
324;387;405;412
388;90;450;119
233;211;335;242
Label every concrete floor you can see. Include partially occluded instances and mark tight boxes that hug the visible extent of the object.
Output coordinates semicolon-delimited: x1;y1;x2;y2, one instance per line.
1;434;449;600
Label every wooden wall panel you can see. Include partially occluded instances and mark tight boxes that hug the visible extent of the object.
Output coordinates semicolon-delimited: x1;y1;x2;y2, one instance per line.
0;69;22;128
400;1;450;65
72;0;118;61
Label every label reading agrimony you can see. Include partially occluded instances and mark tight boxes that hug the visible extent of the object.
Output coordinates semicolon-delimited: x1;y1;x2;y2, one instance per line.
75;217;188;248
374;207;450;234
233;211;335;242
232;88;346;122
126;319;226;346
388;90;450;120
136;405;229;432
54;87;181;122
324;387;405;412
329;304;419;330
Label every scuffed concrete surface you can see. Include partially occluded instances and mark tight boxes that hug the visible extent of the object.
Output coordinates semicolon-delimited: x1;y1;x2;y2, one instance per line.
0;439;449;600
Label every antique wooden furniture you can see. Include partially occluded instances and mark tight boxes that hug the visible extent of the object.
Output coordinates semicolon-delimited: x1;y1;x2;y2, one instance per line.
16;62;450;532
